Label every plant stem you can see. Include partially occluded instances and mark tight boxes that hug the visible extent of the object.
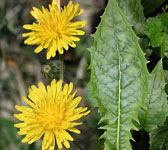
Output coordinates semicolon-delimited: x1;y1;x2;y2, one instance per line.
52;0;60;10
59;54;64;82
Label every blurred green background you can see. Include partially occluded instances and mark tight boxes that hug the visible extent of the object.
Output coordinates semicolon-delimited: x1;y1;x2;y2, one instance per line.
0;0;106;149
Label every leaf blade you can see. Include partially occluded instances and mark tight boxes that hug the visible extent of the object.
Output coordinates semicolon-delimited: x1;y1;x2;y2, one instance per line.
89;0;149;149
117;0;146;34
150;119;168;150
139;59;168;132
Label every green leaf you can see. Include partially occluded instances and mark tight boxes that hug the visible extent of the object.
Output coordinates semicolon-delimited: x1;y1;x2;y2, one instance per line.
0;117;24;150
159;13;168;57
141;0;166;15
158;12;168;27
145;17;164;47
139;59;168;132
150;119;168;150
117;0;146;34
160;33;168;58
89;0;149;149
145;12;168;57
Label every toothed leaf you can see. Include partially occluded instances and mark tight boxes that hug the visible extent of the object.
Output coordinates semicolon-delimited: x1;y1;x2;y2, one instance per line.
89;0;149;149
117;0;146;34
150;119;168;150
139;59;168;132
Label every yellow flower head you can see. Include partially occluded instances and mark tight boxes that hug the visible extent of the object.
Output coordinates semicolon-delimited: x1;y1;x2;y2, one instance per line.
23;0;87;59
14;79;90;149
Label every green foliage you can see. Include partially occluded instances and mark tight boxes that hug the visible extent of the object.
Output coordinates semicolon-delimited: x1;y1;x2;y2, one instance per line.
117;0;146;34
150;119;168;150
89;0;149;149
145;13;168;57
145;18;164;47
160;33;168;57
0;117;24;150
138;59;168;132
0;117;41;150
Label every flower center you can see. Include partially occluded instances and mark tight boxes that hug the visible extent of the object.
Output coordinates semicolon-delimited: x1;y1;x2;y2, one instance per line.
41;21;64;40
36;103;65;130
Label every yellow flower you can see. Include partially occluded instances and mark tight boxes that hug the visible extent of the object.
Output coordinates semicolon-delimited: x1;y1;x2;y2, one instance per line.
22;0;87;59
14;79;90;149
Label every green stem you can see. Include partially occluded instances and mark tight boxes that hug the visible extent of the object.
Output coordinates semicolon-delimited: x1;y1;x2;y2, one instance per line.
59;54;64;81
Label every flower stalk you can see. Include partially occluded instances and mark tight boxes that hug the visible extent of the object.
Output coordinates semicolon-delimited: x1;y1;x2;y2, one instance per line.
52;0;60;10
59;55;64;82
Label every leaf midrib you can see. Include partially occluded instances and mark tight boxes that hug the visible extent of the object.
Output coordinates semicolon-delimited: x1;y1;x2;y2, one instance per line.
116;51;121;150
110;2;122;149
112;17;122;150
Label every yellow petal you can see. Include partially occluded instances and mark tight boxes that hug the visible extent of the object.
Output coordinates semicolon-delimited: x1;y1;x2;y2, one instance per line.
34;45;43;53
47;48;52;59
63;84;68;95
62;130;73;141
56;80;62;93
38;82;47;95
68;96;82;109
23;24;33;30
55;132;63;149
70;36;80;41
18;130;26;135
22;96;35;108
63;139;70;148
22;32;34;37
68;128;80;134
21;137;30;143
14;123;26;128
68;82;73;94
68;41;76;48
28;130;44;144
